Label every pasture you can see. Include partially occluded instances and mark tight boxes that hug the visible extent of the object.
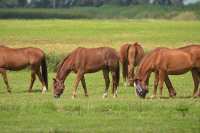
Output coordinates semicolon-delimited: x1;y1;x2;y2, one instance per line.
0;20;200;132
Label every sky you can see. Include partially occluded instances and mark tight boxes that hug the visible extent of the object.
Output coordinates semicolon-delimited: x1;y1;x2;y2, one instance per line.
184;0;200;5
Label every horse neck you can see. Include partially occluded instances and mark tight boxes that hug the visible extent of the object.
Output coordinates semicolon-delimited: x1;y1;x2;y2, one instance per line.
137;59;153;83
56;57;72;81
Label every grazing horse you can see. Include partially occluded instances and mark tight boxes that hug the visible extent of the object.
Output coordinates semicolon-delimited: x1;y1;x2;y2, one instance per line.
135;45;200;98
119;42;144;86
53;47;120;98
0;46;48;93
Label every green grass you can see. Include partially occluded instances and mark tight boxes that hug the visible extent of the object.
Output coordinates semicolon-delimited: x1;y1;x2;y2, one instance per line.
0;19;200;132
0;19;200;53
0;71;200;133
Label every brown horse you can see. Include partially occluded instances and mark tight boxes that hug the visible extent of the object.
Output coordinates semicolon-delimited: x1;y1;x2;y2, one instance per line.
53;47;120;98
135;45;200;98
0;46;48;93
119;42;144;86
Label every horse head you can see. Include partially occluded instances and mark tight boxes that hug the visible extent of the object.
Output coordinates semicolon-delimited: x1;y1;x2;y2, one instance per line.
134;78;148;98
53;78;65;98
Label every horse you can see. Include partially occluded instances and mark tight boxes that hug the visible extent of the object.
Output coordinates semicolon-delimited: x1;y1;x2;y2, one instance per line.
119;42;144;86
53;47;120;98
0;45;48;93
134;45;200;98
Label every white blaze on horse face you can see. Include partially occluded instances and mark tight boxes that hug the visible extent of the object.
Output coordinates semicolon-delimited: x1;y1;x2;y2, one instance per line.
42;86;47;94
134;82;137;89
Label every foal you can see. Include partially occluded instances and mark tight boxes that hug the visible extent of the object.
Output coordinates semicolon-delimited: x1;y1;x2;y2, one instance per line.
53;47;120;98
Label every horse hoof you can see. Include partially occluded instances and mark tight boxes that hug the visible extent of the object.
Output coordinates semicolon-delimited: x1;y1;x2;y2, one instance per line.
85;94;89;97
102;94;108;99
42;86;47;94
150;95;156;99
193;94;199;98
113;95;117;98
42;90;47;94
124;82;128;87
170;94;176;98
72;95;77;99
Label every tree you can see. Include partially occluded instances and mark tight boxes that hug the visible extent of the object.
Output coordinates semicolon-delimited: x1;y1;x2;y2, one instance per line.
152;0;183;5
17;0;27;7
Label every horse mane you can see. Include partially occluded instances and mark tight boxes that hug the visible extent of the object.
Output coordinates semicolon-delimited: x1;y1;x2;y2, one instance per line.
178;44;199;50
0;45;8;48
56;52;71;73
137;47;166;74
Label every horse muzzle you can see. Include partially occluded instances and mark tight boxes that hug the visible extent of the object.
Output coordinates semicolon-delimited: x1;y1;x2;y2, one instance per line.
135;82;148;98
54;94;60;99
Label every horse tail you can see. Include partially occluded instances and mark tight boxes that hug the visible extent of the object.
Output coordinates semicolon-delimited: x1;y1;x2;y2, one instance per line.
41;56;48;90
134;42;145;66
116;61;120;87
119;44;130;81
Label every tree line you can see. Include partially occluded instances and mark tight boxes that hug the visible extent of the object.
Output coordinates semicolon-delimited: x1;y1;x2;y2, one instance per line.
0;0;185;8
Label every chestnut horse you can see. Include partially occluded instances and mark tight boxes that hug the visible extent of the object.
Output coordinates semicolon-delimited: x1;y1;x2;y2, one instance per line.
0;46;48;93
135;45;200;98
119;42;144;86
53;47;120;98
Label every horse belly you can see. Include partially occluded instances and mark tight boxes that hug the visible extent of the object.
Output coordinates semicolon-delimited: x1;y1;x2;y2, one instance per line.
166;53;192;75
85;63;104;73
167;62;191;75
4;58;29;71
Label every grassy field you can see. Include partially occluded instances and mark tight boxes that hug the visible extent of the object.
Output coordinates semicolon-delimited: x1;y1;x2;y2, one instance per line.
0;20;200;132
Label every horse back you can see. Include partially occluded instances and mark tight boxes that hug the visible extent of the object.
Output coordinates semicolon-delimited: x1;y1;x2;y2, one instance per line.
0;46;45;70
154;48;193;74
69;47;119;73
179;44;200;67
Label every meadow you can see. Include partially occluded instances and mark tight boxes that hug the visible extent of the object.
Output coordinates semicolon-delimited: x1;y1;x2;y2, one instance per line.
0;19;200;132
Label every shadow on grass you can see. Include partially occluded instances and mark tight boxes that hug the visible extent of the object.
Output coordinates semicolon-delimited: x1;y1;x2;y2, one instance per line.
20;89;42;93
145;95;194;99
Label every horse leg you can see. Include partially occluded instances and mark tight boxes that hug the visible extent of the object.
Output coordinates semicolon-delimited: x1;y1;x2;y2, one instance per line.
1;70;11;93
165;75;176;97
111;71;118;98
28;71;36;92
151;72;159;99
72;72;83;99
102;69;110;98
128;64;134;86
81;76;88;97
158;70;166;98
122;62;128;87
35;68;47;94
198;71;200;97
191;70;199;97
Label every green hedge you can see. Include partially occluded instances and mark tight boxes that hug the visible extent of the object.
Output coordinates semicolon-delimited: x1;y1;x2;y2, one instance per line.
0;5;200;19
46;53;66;72
0;8;91;19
